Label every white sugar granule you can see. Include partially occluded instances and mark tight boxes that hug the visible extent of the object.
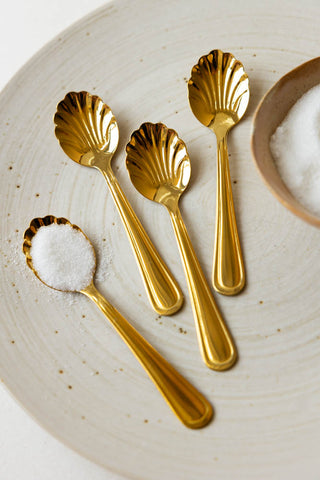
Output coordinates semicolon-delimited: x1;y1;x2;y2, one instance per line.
270;83;320;217
30;223;96;291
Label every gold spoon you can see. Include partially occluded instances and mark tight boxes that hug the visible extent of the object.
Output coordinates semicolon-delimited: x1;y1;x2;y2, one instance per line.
126;123;237;371
54;91;183;315
188;49;249;296
23;215;213;429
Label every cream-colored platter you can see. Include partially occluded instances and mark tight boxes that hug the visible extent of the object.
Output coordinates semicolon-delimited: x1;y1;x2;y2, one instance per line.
1;0;320;478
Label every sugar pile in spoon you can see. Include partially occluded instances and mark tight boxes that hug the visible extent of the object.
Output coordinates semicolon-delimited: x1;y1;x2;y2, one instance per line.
30;223;95;291
270;83;320;217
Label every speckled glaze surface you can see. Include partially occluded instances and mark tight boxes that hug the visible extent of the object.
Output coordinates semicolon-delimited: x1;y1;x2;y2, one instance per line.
0;1;320;479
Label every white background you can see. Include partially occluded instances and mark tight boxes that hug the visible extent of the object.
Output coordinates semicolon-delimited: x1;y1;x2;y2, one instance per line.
0;1;123;478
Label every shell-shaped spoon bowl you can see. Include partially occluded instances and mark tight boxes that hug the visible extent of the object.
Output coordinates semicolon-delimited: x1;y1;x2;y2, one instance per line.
23;215;94;292
126;122;191;208
188;49;249;136
54;91;119;167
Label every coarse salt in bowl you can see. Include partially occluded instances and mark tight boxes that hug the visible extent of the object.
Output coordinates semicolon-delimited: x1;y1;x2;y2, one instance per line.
251;56;320;228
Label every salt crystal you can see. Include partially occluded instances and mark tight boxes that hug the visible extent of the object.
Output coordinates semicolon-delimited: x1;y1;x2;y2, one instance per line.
270;83;320;217
30;223;96;291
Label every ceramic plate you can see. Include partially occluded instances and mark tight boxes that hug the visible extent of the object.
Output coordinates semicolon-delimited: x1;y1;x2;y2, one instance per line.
1;0;320;478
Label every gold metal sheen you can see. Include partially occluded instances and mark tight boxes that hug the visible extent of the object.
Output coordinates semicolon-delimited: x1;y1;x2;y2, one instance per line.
23;216;213;429
188;50;249;295
54;91;183;315
126;123;237;371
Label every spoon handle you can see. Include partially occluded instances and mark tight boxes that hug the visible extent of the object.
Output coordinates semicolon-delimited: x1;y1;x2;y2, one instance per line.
169;207;237;371
81;283;213;429
213;136;245;295
99;168;183;315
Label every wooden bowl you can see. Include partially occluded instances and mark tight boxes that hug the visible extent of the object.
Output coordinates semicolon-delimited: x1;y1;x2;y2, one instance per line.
251;57;320;228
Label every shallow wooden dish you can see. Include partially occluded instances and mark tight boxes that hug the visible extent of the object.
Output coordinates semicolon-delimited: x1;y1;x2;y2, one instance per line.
251;56;320;228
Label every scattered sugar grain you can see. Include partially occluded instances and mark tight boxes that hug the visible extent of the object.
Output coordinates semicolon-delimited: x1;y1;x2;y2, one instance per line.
30;223;96;291
270;83;320;217
89;232;113;284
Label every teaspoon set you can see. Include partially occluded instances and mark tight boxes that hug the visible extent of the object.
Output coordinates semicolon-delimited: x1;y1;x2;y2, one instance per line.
23;49;250;428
